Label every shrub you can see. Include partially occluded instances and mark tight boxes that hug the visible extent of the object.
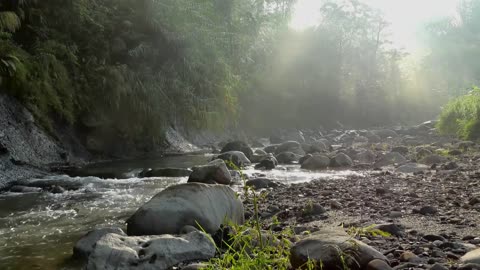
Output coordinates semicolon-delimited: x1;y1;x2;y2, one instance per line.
437;86;480;140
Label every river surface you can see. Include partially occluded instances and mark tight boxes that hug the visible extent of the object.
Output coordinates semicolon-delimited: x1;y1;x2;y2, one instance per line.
0;154;361;270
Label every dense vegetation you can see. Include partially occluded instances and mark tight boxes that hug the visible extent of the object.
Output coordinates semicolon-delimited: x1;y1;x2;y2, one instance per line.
2;0;480;152
428;0;480;140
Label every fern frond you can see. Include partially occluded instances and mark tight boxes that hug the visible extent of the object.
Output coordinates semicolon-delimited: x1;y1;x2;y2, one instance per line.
0;12;21;32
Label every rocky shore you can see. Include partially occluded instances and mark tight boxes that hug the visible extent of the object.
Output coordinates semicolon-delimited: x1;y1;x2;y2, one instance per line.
68;121;480;270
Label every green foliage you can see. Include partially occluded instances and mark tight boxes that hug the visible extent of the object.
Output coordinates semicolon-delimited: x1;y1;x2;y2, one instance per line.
437;86;480;140
0;12;20;32
346;225;392;238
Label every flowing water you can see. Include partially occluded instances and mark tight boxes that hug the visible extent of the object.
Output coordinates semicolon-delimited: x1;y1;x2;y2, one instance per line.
0;154;362;270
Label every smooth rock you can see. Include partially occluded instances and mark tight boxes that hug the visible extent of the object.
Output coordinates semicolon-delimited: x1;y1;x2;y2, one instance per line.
73;227;126;260
188;159;231;185
127;183;244;235
461;248;480;265
86;231;215;270
301;155;330;170
221;141;253;159
216;151;251;168
330;153;354;167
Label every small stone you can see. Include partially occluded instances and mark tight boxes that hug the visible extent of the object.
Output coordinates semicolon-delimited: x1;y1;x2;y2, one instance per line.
367;259;393;270
429;263;449;270
399;251;422;263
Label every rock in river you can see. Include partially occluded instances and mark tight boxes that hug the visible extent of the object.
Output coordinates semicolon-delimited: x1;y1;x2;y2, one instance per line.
220;141;253;159
139;168;193;178
188;159;231;185
301;155;330;170
215;151;251;168
73;227;126;260
86;231;215;270
127;183;244;235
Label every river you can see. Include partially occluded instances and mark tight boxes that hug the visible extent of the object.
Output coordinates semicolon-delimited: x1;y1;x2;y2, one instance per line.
0;154;361;270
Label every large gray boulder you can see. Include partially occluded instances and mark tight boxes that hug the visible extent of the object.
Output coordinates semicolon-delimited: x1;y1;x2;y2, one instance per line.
330;153;354;167
254;155;278;170
220;141;253;159
275;141;305;156
188;159;231;185
127;183;244;235
216;151;251;169
86;231;215;270
301;155;330;170
290;228;387;270
275;152;301;164
73;227;126;260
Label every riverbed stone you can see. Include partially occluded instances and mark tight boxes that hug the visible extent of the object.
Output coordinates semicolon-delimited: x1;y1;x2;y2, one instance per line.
220;141;253;159
461;248;480;265
216;151;251;168
420;154;448;165
330;153;353;167
275;141;305;156
86;231;215;270
127;183;244;235
275;151;301;164
289;227;387;270
254;155;277;170
301;155;330;170
188;159;231;185
73;227;126;260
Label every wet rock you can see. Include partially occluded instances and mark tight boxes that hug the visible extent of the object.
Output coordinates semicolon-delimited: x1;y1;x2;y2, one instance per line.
19;177;84;191
221;141;253;159
9;185;42;193
246;178;280;190
127;183;244;235
86;231;215;270
374;152;407;167
310;140;328;153
254;149;267;156
264;144;278;153
299;154;313;165
73;227;126;260
461;248;480;265
330;153;353;167
290;227;387;270
275;141;305;156
139;168;193;178
275;152;301;164
301;155;330;170
367;259;393;270
51;185;66;194
188;159;231;185
254;155;277;170
396;163;429;174
216;151;251;168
